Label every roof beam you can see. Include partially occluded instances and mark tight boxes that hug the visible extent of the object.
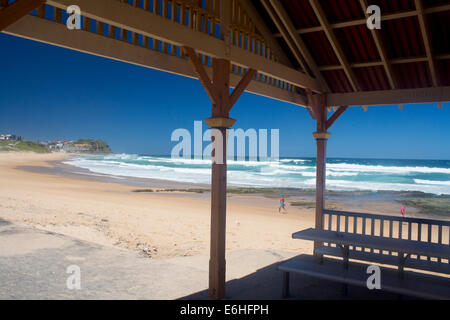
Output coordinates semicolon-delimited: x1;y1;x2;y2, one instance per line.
260;0;309;73
317;54;450;71
359;0;396;89
309;0;360;92
327;87;450;107
47;0;323;92
274;4;450;37
3;14;307;107
0;0;45;32
238;0;292;67
415;0;438;87
268;0;330;92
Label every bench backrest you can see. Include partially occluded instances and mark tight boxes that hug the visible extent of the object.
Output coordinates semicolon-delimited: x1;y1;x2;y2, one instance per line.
322;210;450;266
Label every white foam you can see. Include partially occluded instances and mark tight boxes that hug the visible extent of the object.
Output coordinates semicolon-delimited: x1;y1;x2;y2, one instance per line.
414;179;450;186
327;163;450;174
64;156;450;195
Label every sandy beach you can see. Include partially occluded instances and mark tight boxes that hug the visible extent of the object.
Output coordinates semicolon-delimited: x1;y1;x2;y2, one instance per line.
1;152;449;300
1;152;448;261
0;152;319;258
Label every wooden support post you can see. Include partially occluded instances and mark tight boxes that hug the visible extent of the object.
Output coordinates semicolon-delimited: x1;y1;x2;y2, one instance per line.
183;45;256;299
308;92;330;251
206;58;232;300
208;126;228;298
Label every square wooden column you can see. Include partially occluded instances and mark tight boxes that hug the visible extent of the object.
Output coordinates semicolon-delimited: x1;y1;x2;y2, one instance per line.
183;46;256;299
205;58;234;299
313;131;330;235
311;94;330;251
307;92;348;254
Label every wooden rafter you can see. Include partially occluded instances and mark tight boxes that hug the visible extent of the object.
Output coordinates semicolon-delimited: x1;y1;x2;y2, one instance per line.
268;0;331;93
326;106;348;130
359;0;396;89
260;0;309;73
0;0;45;32
309;0;360;92
318;54;450;71
415;0;438;87
274;4;450;37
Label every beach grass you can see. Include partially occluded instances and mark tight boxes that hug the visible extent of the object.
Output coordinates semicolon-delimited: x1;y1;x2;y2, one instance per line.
0;141;50;153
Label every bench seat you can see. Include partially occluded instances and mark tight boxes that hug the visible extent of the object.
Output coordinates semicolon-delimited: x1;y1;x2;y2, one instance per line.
315;245;450;275
278;254;450;300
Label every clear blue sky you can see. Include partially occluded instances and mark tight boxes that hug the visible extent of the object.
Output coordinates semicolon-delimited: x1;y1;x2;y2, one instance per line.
1;33;449;159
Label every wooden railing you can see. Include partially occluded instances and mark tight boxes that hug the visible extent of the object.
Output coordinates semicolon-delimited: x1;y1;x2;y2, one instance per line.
28;1;296;95
323;209;450;265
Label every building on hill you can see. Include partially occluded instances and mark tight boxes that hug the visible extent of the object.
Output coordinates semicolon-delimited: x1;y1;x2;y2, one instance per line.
0;134;22;141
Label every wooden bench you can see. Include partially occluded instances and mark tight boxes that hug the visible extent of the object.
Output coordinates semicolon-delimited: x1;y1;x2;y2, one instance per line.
295;228;450;275
319;210;450;271
279;254;450;300
279;210;450;299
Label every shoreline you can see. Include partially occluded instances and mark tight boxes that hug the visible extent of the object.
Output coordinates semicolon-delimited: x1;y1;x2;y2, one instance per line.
27;153;450;220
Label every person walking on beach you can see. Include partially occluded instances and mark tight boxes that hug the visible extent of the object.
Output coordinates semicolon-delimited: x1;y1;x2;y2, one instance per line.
279;194;288;214
400;205;406;218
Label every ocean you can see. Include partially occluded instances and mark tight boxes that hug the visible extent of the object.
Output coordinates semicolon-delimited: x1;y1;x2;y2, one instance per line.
64;155;450;195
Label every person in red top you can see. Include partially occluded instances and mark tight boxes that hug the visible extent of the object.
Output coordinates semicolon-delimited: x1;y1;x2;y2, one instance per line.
400;205;406;218
279;194;288;214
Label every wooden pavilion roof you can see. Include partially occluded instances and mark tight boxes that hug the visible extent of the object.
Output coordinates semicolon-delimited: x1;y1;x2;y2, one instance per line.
256;0;450;93
2;0;450;108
